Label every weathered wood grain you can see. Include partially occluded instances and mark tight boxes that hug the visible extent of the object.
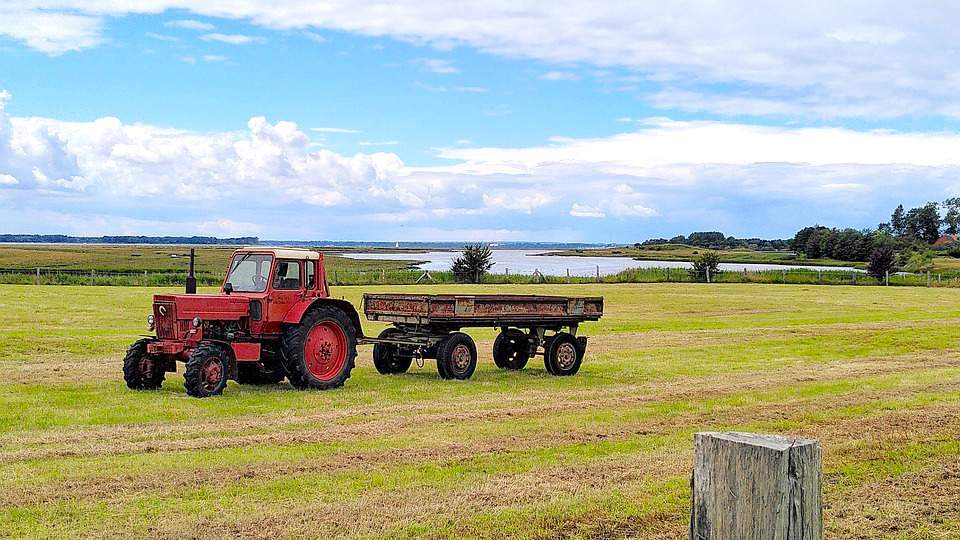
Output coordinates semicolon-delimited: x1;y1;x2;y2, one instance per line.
690;432;822;540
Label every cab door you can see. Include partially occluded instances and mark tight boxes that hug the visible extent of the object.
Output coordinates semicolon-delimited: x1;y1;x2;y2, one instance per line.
265;259;304;332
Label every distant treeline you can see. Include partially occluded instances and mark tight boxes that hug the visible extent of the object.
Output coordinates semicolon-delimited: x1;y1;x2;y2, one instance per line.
0;235;258;245
637;231;791;251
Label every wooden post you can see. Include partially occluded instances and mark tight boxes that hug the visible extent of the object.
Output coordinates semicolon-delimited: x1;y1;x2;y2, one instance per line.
90;269;95;286
690;432;822;540
885;270;889;286
334;270;338;285
596;265;600;282
566;268;570;283
817;269;821;284
143;270;148;287
927;271;931;287
706;267;711;283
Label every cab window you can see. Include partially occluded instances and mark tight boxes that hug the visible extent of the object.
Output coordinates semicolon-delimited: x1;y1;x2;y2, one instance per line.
305;260;316;289
273;260;302;289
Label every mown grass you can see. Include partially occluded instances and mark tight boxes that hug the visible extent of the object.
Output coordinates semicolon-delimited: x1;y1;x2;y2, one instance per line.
1;282;958;538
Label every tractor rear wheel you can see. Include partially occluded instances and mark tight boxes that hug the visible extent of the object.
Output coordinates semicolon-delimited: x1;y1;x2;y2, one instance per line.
123;338;165;390
236;362;286;385
282;305;357;390
544;332;582;376
372;328;413;375
436;332;477;380
492;328;530;370
184;342;231;397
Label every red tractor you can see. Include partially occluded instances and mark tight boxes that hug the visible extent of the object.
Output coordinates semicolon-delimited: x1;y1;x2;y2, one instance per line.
124;248;361;397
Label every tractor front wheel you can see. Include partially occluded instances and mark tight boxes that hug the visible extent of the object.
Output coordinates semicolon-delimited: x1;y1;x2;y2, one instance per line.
184;342;231;397
282;306;357;390
123;338;165;390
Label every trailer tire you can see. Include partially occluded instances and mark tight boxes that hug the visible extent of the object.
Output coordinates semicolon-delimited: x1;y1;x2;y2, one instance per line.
123;338;165;390
492;328;530;370
436;332;477;380
236;362;286;385
373;328;413;375
544;332;582;376
184;342;231;397
282;305;356;390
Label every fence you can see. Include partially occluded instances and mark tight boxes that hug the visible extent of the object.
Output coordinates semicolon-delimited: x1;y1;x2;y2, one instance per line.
3;265;960;288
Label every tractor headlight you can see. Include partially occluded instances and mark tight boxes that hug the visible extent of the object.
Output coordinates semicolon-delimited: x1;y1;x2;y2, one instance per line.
192;316;202;328
147;314;155;331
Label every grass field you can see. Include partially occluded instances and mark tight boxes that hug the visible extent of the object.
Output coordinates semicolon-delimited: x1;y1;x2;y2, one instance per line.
1;282;958;538
0;245;416;273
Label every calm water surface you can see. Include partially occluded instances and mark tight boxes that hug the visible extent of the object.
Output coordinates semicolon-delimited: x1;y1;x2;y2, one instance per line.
337;250;858;277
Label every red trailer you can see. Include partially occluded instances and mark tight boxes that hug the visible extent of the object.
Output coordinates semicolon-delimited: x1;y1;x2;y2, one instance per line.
363;293;603;379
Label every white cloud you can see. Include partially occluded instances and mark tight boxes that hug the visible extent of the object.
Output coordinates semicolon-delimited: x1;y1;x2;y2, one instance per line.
359;140;399;146
570;204;604;218
164;19;215;31
456;86;488;93
5;2;959;118
0;174;18;185
201;33;266;45
416;58;459;74
145;32;179;42
482;191;555;213
540;71;580;81
0;9;102;55
302;31;328;43
310;127;362;134
202;55;228;62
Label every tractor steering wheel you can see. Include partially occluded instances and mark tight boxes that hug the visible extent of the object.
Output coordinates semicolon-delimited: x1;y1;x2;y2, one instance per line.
252;274;268;289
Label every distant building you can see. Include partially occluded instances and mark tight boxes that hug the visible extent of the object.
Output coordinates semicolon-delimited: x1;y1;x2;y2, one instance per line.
933;234;958;247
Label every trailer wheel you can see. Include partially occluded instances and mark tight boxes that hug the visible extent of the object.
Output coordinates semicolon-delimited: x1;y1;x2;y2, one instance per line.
373;328;413;375
184;342;231;397
123;338;165;390
493;329;530;370
236;362;286;385
283;305;357;390
436;332;477;380
544;332;582;376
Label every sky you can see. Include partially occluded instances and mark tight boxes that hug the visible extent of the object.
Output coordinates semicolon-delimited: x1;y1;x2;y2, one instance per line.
2;2;960;242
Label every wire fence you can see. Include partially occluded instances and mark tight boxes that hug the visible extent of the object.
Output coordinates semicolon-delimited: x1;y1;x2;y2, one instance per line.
2;265;959;288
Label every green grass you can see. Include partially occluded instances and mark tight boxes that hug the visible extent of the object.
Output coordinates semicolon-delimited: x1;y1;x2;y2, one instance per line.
1;282;958;538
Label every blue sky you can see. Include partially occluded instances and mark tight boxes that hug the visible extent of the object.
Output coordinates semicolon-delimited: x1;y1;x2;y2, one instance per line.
2;3;960;242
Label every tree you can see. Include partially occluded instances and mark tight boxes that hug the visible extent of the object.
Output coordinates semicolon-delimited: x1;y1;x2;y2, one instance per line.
689;251;721;282
450;244;494;283
903;249;934;273
903;202;941;243
867;246;896;280
943;197;960;235
891;204;906;237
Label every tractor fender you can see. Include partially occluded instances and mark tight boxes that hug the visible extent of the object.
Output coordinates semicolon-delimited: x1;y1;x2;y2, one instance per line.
283;298;364;338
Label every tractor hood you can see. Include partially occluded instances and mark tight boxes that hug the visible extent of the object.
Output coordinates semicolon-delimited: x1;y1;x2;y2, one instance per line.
153;293;250;320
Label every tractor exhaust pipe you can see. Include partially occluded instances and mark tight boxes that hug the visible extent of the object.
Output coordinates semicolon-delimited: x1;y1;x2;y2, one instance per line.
185;248;197;294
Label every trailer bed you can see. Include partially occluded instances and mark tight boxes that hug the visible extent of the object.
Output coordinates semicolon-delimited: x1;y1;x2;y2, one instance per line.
363;293;603;328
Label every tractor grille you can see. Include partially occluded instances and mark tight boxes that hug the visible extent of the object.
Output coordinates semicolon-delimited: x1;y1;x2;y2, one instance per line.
153;301;178;339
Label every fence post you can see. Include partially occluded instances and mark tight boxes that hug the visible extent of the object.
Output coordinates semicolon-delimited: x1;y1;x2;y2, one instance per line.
596;265;600;282
706;268;711;283
690;432;822;540
143;270;148;287
818;269;821;284
90;269;95;286
782;269;786;283
566;268;570;283
885;270;889;286
852;271;856;285
35;267;40;285
927;271;931;287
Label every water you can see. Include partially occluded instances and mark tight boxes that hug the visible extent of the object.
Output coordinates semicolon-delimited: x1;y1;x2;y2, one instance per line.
336;250;859;277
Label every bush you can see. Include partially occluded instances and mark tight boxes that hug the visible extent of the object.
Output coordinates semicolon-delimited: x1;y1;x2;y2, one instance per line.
689;251;721;282
450;244;494;283
867;246;896;279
